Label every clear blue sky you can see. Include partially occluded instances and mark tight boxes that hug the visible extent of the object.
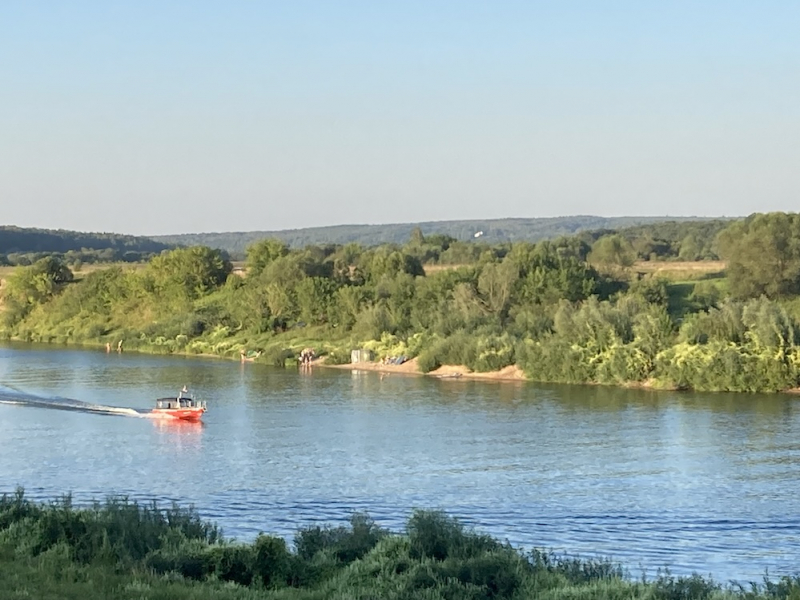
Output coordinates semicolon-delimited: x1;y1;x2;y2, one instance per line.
1;1;798;235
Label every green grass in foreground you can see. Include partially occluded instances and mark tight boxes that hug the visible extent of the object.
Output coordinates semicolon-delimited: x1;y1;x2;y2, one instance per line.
2;490;800;600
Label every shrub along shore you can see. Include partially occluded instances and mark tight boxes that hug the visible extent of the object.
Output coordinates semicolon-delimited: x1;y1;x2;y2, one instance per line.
4;213;800;393
1;489;798;600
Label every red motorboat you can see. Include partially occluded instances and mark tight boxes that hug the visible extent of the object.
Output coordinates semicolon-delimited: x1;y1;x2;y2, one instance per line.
152;387;207;421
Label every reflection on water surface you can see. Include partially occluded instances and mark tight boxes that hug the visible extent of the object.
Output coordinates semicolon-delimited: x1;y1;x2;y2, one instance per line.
1;342;799;582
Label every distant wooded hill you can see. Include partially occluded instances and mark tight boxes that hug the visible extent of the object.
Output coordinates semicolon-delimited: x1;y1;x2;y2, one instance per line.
0;226;172;263
151;215;721;256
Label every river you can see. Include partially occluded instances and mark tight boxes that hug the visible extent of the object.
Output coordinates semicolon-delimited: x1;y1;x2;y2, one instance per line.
1;342;798;582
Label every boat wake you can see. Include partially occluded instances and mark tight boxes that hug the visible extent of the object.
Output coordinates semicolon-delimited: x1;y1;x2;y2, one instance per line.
0;386;145;418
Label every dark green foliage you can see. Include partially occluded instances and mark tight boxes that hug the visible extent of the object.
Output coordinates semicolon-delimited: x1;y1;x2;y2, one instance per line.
253;534;291;588
407;511;501;561
630;277;669;306
416;333;477;373
651;572;720;600
0;225;171;256
590;234;636;268
294;513;387;563
510;241;599;305
145;541;216;580
147;246;232;299
689;280;722;311
3;492;800;600
600;219;730;261
245;239;290;277
261;346;295;367
2;257;74;326
717;212;800;299
0;490;219;566
209;545;255;585
0;488;40;530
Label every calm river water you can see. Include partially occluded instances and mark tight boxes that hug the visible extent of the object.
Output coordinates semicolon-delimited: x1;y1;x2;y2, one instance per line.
1;342;799;582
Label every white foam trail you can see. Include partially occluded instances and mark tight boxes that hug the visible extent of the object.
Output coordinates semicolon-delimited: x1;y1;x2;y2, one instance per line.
82;406;145;418
0;388;147;418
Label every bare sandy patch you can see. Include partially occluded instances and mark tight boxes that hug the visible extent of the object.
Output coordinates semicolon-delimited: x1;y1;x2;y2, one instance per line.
429;364;526;381
317;357;421;375
320;357;527;383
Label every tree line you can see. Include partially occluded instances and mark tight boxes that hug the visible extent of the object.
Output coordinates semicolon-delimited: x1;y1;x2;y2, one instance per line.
151;216;713;257
3;212;800;393
0;225;171;255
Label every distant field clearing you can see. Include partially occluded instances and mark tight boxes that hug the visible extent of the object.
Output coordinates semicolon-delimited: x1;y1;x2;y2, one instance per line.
424;261;727;276
423;263;470;274
634;261;726;273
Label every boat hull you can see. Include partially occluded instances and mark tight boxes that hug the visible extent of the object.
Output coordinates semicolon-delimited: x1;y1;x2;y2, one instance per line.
150;408;206;421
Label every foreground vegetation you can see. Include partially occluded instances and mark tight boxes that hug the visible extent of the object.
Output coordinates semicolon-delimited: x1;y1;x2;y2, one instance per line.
3;213;800;393
2;489;799;600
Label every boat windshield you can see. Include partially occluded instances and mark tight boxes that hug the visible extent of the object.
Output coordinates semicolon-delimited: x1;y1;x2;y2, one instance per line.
156;393;203;410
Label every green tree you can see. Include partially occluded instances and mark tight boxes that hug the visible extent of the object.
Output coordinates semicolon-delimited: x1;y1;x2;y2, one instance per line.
148;246;231;299
477;259;518;316
589;235;636;269
512;242;598;305
2;257;74;326
245;239;289;277
678;233;703;261
363;248;424;282
296;277;337;325
716;212;800;299
333;286;368;330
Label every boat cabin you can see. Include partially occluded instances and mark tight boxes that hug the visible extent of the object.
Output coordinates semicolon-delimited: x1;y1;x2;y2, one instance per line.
156;397;195;409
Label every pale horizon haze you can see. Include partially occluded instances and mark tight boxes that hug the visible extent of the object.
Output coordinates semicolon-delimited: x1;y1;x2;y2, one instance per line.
1;2;798;236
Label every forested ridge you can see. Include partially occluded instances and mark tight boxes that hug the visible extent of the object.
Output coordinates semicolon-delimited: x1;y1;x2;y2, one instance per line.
152;215;718;256
0;225;173;266
3;213;800;393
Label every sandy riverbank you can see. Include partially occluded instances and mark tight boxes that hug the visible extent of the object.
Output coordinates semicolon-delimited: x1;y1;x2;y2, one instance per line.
316;357;528;382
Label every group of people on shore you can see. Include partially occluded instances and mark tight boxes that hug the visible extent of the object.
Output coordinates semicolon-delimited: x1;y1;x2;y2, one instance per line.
105;341;123;353
299;347;316;366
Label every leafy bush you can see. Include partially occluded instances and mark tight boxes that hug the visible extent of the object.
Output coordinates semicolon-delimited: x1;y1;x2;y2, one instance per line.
471;334;516;372
145;540;215;580
295;513;387;565
630;277;669;306
207;545;255;586
416;334;477;373
252;534;290;588
261;346;294;367
324;347;352;365
6;492;800;600
407;510;499;561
